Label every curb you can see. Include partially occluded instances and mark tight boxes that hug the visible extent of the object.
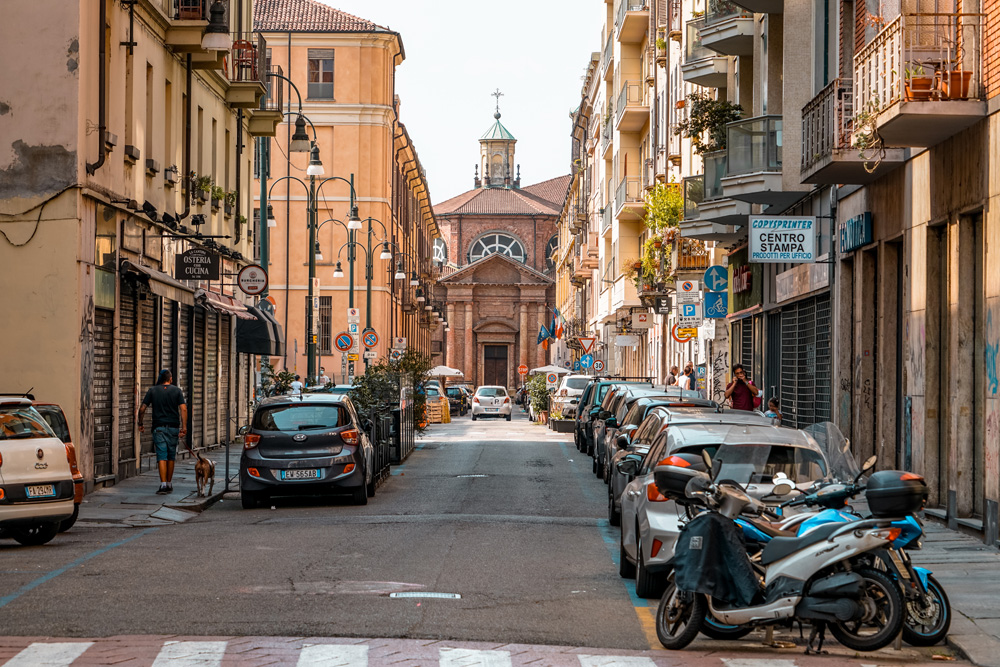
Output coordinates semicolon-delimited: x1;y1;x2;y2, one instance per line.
164;489;228;514
948;631;1000;667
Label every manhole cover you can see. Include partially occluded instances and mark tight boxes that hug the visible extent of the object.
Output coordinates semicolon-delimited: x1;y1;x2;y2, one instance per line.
389;592;461;599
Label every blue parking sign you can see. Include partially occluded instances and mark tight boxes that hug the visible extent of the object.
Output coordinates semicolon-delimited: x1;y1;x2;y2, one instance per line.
704;291;728;318
573;360;581;371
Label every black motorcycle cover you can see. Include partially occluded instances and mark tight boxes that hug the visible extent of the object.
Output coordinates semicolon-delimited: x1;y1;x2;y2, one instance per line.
674;512;758;607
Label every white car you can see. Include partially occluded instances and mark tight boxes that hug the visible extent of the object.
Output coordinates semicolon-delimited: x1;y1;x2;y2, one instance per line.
550;374;591;418
0;397;76;545
470;386;512;421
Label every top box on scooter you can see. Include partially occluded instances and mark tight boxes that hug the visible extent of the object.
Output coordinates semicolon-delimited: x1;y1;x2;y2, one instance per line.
866;471;928;517
653;454;708;501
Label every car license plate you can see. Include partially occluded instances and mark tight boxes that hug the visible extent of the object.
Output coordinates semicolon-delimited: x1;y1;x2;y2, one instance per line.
280;469;319;480
26;484;55;498
486;408;498;412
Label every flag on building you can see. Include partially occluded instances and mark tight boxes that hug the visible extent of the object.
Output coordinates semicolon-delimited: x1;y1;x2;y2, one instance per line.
537;324;550;344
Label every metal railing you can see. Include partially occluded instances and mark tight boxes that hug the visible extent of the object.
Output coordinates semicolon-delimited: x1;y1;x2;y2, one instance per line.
682;175;704;220
703;150;727;200
615;176;643;212
854;13;984;116
616;80;644;124
668;0;682;33
602;204;613;233
173;0;205;20
262;64;283;111
642;158;655;190
672;238;711;270
706;0;752;26
616;0;649;32
685;19;713;63
667;123;682;158
602;33;614;77
801;78;853;172
726;115;782;176
601;114;613;153
228;32;267;86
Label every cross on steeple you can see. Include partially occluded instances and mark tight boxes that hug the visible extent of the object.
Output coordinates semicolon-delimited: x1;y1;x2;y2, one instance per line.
491;88;503;118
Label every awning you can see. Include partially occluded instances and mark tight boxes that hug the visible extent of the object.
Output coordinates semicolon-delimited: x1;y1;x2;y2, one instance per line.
195;289;256;320
120;260;195;306
236;306;285;356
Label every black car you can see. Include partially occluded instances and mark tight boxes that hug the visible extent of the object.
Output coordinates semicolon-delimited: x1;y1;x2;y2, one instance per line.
240;394;375;508
446;386;469;416
575;380;649;456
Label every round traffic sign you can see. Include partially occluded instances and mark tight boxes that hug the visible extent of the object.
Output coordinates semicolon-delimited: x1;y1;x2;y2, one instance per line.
237;264;268;296
518;364;529;375
335;332;354;352
593;359;605;372
580;354;593;369
362;331;379;349
546;373;558;384
680;280;696;293
671;323;694;344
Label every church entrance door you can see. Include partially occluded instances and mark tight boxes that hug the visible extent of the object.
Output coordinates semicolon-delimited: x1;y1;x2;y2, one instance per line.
483;345;508;387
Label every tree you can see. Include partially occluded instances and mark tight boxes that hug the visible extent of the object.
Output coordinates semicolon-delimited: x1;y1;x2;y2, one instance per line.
675;93;743;155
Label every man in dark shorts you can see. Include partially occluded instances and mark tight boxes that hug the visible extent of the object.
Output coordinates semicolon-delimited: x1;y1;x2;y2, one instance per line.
138;369;188;494
724;363;759;411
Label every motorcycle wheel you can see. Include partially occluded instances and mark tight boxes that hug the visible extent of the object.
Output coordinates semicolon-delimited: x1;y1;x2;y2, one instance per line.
902;574;951;646
700;615;754;640
829;567;904;651
656;581;705;649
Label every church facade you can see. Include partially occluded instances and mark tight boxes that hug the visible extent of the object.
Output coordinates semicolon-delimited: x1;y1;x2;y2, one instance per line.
432;108;569;389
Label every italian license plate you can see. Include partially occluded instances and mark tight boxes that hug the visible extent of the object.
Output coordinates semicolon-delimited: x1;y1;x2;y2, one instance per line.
281;469;319;480
26;484;55;498
486;408;498;412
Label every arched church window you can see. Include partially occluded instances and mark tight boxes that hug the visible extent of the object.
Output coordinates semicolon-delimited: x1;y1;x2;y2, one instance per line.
545;236;558;271
468;232;526;264
433;238;448;264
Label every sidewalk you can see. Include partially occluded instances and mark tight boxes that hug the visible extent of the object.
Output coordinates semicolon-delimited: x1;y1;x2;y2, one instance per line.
76;445;236;528
912;519;1000;666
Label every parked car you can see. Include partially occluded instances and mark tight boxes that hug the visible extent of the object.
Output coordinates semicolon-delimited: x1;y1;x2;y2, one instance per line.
593;385;675;480
577;380;653;456
239;394;376;509
31;402;84;532
471;386;512;421
617;416;819;597
306;384;354;396
0;397;76;545
550;375;591;419
446;386;469;416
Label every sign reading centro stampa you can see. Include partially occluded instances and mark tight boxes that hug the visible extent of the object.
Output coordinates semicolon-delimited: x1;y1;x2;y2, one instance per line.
749;216;817;263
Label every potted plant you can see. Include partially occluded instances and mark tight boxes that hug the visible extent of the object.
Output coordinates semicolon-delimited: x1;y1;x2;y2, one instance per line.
211;185;224;210
675;93;744;155
940;67;972;100
195;175;212;202
655;37;667;53
904;64;934;101
224;190;237;216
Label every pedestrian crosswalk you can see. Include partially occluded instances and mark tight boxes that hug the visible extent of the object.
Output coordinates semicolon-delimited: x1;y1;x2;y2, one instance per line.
0;638;958;666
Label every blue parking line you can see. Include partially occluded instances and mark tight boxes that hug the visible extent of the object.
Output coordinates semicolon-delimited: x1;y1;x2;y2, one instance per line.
0;528;158;609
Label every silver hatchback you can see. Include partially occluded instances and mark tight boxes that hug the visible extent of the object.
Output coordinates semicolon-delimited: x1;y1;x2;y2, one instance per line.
470;386;512;421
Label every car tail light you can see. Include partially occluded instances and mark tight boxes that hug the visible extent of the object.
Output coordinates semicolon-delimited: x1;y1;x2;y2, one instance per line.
247;467;261;478
340;428;359;445
344;463;356;474
473;396;480;404
243;434;261;450
65;443;81;476
647;484;668;502
504;397;510;404
0;488;5;500
651;538;663;558
0;452;3;468
658;456;690;468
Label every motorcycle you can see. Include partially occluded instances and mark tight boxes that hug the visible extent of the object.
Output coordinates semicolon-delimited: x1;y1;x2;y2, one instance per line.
652;443;919;653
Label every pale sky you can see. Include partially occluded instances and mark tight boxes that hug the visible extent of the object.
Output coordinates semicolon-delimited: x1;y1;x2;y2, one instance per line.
318;0;605;204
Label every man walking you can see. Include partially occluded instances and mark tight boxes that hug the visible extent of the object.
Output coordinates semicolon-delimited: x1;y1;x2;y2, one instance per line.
666;366;678;386
138;369;188;494
724;363;759;411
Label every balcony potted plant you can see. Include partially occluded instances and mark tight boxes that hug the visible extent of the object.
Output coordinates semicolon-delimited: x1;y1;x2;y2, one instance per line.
195;175;212;202
224;190;237;217
940;67;972;100
904;64;934;101
675;93;743;155
655;37;667;55
211;184;224;210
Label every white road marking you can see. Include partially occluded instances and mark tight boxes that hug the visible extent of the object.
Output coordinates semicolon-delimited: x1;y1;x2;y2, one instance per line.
439;647;513;667
722;660;799;667
296;644;368;666
579;656;658;667
151;641;228;667
2;642;93;666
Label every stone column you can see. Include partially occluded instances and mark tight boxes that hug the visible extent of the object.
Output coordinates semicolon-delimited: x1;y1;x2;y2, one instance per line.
446;303;456;368
464;303;474;384
536;304;547;368
519;303;528;367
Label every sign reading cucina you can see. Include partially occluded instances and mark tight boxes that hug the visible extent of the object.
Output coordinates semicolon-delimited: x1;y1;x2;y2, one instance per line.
749;216;817;263
176;248;220;280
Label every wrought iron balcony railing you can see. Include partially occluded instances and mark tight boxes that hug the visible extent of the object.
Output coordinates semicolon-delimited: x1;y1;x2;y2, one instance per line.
228;32;266;86
801;78;853;173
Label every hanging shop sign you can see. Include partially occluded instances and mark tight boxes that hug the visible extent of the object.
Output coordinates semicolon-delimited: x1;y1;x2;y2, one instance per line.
237;265;268;296
631;313;653;329
749;216;817;263
175;247;220;281
733;265;752;294
839;211;872;254
655;296;671;315
615;334;639;347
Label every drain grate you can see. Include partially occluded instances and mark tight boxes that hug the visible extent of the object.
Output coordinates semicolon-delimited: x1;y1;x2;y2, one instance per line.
389;592;462;599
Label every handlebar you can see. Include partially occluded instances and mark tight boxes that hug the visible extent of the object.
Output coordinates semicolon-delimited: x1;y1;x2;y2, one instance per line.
779;481;866;508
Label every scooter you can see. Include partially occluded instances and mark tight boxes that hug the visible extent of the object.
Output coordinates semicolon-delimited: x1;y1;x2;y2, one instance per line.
653;452;913;653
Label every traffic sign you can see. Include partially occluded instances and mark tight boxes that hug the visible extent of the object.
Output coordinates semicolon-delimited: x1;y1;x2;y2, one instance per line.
347;307;360;319
580;354;593;369
578;336;597;354
362;331;379;349
671;323;694;343
677;327;699;337
679;302;703;326
390;349;403;361
518;364;529;375
704;291;729;318
593;359;605;372
393;337;407;349
335;333;354;352
677;279;700;304
348;322;359;334
703;265;728;292
573;360;581;371
546;373;558;388
363;350;377;359
564;360;571;368
237;265;268;296
348;353;359;362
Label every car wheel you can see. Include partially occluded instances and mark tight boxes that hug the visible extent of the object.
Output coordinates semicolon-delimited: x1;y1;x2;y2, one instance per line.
366;468;377;498
602;459;611;485
351;484;368;505
592;456;598;474
505;414;511;421
58;503;80;533
608;491;621;526
241;490;264;509
619;535;636;578
10;522;59;546
471;415;477;421
635;543;664;598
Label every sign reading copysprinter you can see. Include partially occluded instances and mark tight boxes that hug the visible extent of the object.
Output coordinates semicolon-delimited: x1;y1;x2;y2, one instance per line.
749;216;817;263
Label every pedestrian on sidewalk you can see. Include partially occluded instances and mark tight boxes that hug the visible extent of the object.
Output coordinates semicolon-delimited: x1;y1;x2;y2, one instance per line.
684;364;699;395
764;397;782;424
137;369;188;495
289;375;303;395
318;367;330;386
724;363;759;411
666;366;678;386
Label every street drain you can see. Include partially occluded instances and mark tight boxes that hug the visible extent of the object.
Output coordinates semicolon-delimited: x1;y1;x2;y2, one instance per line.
456;474;489;478
389;592;462;599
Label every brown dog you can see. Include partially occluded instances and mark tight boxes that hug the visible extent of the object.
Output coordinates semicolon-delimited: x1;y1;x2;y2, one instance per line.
194;453;215;497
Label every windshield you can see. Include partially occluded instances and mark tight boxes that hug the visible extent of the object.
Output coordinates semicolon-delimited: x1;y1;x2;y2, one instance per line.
564;377;590;390
714;443;828;486
0;405;57;440
477;387;507;397
253;404;348;431
804;421;860;482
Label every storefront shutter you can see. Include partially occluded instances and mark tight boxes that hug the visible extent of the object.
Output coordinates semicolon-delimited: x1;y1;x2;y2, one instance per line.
220;315;231;442
192;306;205;448
139;295;157;460
118;287;137;473
205;311;218;444
93;308;115;479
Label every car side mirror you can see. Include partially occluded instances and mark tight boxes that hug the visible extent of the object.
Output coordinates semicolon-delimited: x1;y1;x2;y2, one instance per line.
238;424;250;435
616;459;639;476
589;407;601;418
616;433;631;450
605;417;618;429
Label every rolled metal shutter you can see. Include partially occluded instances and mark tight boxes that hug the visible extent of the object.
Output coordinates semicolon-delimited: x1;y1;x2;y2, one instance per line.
117;287;136;471
160;298;175;386
205;310;218;444
219;315;231;442
779;294;832;428
192;307;205;448
139;295;157;459
93;308;115;479
177;304;191;404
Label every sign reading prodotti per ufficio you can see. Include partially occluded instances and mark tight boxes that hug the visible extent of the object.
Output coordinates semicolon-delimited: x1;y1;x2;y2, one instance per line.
176;248;220;280
749;216;817;264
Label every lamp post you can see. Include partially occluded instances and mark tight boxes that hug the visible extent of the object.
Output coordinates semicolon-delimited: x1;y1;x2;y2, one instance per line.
331;216;390;370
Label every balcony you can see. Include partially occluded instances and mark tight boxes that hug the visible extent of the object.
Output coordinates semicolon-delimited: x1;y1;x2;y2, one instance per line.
671;238;711;274
601;204;613;235
601;116;613;158
680;171;746;245
701;0;753;56
853;13;985;148
732;0;782;13
225;33;268;108
602;33;614;81
165;0;225;56
681;19;729;88
615;176;644;220
580;241;600;269
572;256;591;282
701;151;751;227
720;115;801;209
801;78;906;184
642;158;655;192
616;0;650;43
667;0;683;42
615;80;649;133
247;65;284;137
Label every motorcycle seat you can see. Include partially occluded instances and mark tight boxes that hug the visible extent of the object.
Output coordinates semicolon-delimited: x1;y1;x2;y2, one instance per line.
760;522;843;565
744;518;797;539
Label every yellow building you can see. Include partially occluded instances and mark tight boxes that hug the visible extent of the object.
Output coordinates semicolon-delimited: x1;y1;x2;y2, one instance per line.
0;0;275;486
254;0;438;383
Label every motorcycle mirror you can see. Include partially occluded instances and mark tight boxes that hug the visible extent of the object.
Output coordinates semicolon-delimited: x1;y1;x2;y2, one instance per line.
772;480;794;496
863;455;877;472
701;449;713;470
238;424;250;435
710;456;723;481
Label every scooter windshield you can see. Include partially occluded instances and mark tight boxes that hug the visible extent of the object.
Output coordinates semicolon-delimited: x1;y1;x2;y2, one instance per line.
803;421;860;482
714;440;828;488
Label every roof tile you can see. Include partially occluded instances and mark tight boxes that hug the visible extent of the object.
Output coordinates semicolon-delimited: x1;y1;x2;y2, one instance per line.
254;0;390;33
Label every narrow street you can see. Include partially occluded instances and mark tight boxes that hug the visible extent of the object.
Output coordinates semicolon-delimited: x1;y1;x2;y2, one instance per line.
0;408;965;665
